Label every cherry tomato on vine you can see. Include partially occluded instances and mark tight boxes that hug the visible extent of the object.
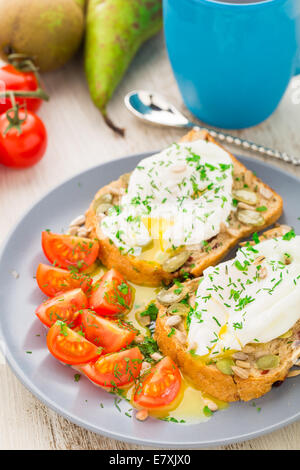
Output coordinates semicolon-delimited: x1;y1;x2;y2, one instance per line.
0;109;47;168
0;64;42;114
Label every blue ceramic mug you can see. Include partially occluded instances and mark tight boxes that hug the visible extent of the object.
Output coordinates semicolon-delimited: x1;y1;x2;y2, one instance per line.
163;0;300;129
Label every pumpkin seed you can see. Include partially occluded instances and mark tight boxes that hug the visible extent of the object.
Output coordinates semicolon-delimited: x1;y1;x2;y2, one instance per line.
233;189;258;206
216;358;235;375
162;250;190;273
279;329;293;339
237;209;265;226
256;354;280;370
135;311;150;327
167;303;190;316
156;288;187;306
93;193;113;211
96;203;113;216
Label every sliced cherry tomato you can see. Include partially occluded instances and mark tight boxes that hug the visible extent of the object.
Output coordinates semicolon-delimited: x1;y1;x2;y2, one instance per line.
80;347;143;389
41;232;99;271
133;356;182;409
35;288;88;328
36;263;92;297
47;321;101;365
0;109;47;168
81;309;137;353
0;64;42;114
89;269;133;316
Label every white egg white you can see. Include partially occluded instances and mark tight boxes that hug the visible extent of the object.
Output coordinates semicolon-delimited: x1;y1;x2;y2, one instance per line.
101;140;234;256
188;234;300;356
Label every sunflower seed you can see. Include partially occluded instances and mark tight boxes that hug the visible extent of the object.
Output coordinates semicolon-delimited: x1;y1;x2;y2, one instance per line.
165;315;181;327
203;399;218;412
150;352;163;361
235;360;251;369
242;345;256;354
77;227;88;238
232;352;249;361
287;370;300;378
259;186;273;200
175;330;187;344
231;366;250;379
136;409;149;421
69;214;86;227
67;226;79;236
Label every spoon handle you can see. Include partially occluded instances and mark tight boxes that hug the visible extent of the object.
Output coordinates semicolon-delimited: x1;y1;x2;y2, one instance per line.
193;125;300;166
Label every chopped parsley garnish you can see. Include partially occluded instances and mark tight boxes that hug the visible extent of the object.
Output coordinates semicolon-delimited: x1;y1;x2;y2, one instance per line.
283;229;296;241
140;302;158;322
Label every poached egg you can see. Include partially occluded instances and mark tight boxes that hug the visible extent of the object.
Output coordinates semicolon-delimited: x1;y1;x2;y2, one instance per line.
188;232;300;357
101;140;234;259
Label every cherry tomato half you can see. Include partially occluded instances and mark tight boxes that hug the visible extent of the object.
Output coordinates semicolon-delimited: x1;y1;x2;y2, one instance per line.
89;269;133;316
47;321;101;365
80;347;143;389
81;309;137;353
0;109;47;168
35;288;88;328
0;64;42;114
133;356;182;409
36;263;92;297
41;232;99;271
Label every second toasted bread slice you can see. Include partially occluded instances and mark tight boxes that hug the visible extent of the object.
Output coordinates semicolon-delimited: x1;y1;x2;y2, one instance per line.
154;225;299;402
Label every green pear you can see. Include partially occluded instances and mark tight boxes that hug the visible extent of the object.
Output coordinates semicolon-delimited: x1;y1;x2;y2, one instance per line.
0;0;86;72
85;0;162;134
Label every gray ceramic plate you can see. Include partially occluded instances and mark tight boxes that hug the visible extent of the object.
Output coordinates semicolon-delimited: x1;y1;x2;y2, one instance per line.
1;152;300;449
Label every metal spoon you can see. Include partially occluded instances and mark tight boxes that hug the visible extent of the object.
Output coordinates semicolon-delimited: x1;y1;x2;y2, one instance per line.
124;90;300;166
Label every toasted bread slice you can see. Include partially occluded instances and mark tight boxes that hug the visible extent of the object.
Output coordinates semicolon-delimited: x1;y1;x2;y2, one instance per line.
85;129;283;287
154;225;300;402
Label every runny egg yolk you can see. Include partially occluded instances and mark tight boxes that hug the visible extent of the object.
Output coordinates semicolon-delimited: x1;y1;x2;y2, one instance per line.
138;217;175;262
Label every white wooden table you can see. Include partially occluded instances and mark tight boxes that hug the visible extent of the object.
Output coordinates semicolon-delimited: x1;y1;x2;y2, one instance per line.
1;33;300;450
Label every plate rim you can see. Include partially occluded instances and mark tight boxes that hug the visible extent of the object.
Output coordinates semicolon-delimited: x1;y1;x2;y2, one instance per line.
1;151;300;448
